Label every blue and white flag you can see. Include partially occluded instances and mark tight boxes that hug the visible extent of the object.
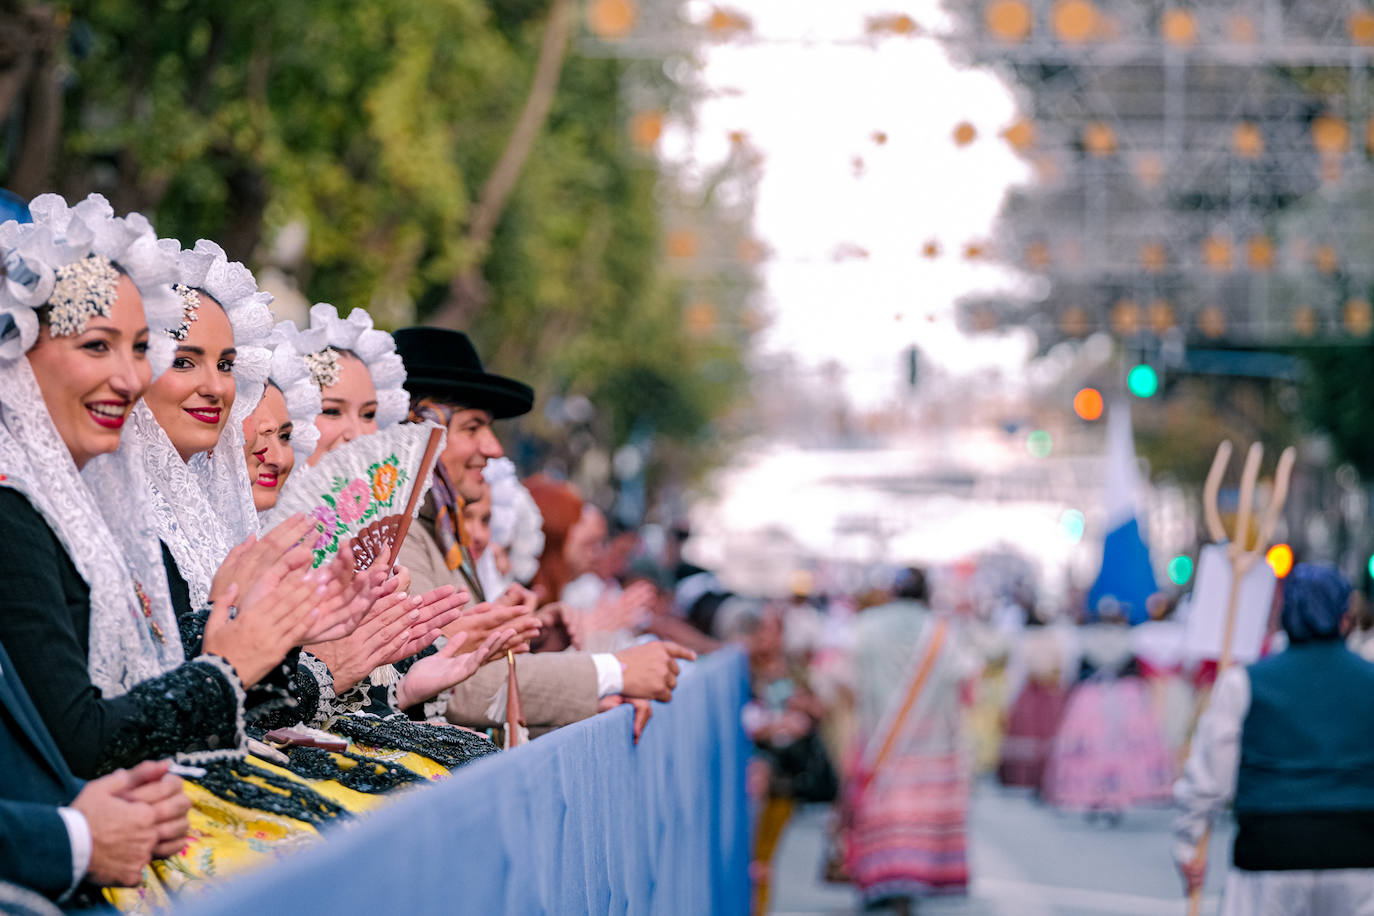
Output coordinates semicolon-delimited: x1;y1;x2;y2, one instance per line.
1087;401;1157;624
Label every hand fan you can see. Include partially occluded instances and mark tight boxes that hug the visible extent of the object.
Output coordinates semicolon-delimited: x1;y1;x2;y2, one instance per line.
262;422;445;570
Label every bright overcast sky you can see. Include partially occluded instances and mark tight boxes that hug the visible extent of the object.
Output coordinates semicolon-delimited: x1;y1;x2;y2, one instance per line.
663;0;1038;409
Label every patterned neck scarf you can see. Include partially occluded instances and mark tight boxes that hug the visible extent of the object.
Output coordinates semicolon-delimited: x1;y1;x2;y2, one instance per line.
411;402;484;600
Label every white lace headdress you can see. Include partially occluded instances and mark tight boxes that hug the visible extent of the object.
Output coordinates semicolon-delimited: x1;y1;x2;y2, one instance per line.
85;240;276;610
265;320;322;461
274;303;408;431
0;193;185;696
486;457;545;584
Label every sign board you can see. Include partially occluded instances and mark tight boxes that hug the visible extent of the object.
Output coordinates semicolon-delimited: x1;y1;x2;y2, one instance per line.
1183;542;1277;664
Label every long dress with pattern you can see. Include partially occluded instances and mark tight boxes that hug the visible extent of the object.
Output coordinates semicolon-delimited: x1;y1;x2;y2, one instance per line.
847;602;972;903
1041;624;1174;812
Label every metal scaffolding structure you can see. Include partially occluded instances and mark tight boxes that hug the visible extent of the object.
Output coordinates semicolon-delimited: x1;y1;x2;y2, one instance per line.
941;0;1374;349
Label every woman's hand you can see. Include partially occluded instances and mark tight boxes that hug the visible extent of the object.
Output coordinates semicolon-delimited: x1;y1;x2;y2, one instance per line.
395;628;515;709
203;545;379;687
442;583;541;655
306;580;469;692
209;515;315;608
296;546;386;644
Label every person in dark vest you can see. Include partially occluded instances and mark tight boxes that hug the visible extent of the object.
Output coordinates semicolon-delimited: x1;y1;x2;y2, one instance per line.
1174;564;1374;915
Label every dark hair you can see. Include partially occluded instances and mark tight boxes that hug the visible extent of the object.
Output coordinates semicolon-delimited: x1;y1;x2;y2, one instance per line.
895;566;929;602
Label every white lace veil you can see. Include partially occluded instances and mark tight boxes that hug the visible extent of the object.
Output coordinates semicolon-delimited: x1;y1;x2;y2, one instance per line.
265;320;322;462
85;240;275;610
0;193;185;696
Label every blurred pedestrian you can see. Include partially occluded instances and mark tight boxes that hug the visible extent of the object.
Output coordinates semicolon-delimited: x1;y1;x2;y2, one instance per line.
1041;609;1173;820
997;610;1069;790
845;567;972;913
1174;564;1374;916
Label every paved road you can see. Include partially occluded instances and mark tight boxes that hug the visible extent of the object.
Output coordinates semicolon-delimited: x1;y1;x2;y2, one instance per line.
768;780;1234;915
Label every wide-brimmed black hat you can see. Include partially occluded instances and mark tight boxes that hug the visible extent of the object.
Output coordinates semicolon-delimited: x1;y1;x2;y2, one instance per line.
392;326;534;420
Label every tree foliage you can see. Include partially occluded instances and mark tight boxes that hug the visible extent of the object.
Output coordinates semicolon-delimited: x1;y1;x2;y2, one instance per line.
1;0;757;490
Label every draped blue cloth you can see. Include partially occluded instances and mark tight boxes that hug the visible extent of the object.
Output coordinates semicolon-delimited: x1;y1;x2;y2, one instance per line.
1087;517;1156;625
180;649;751;916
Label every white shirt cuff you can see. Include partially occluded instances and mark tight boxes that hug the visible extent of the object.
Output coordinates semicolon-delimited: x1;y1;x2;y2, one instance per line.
57;807;92;895
591;653;624;698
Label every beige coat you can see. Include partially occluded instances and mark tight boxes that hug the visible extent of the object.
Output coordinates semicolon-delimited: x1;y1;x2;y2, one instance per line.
396;507;599;731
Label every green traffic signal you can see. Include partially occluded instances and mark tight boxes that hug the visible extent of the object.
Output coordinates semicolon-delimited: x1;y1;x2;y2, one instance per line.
1127;364;1159;398
1168;554;1194;585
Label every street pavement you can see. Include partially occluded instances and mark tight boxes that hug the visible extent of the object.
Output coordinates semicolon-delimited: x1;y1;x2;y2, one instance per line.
768;780;1234;916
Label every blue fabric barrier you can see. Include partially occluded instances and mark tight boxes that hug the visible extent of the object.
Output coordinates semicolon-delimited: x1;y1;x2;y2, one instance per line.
182;648;751;916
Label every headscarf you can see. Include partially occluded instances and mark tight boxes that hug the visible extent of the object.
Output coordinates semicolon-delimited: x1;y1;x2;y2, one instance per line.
1281;564;1350;643
0;193;185;695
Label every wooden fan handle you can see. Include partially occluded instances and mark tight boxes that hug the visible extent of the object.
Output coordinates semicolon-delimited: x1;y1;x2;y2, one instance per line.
506;648;526;748
386;427;445;569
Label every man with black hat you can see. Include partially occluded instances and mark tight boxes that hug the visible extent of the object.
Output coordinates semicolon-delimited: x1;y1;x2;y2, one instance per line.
392;327;692;735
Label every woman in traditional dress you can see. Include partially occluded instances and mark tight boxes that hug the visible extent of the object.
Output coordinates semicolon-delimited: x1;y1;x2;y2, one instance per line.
0;194;373;908
997;612;1069;790
84;242;484;806
845;568;972;913
265;304;515;749
1041;613;1174;820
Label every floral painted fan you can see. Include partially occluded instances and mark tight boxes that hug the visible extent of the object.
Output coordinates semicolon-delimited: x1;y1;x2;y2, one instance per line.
262;422;445;570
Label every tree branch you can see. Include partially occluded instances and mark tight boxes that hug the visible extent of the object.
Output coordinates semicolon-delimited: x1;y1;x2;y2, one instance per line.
431;0;575;329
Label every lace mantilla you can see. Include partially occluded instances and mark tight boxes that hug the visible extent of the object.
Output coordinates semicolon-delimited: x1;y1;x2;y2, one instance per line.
86;403;234;610
0;193;180;373
266;321;323;461
168;239;274;547
272;303;409;430
486;456;545;585
0;359;184;696
85;241;275;605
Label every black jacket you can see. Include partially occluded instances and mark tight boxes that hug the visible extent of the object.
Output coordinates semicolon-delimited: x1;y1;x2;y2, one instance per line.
0;488;242;779
0;638;85;902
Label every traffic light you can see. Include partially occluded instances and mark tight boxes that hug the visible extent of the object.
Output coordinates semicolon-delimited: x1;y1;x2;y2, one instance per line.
1266;544;1294;579
1027;429;1053;458
1167;554;1194;585
1073;387;1104;421
1127;364;1159;398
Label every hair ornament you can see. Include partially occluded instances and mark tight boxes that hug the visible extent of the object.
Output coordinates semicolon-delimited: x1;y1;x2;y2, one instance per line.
303;347;342;390
0;193;179;366
271;303;408;430
169;283;201;341
48;254;120;337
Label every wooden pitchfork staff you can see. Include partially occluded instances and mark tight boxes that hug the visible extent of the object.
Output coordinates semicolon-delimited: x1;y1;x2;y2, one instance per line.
1186;440;1295;916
